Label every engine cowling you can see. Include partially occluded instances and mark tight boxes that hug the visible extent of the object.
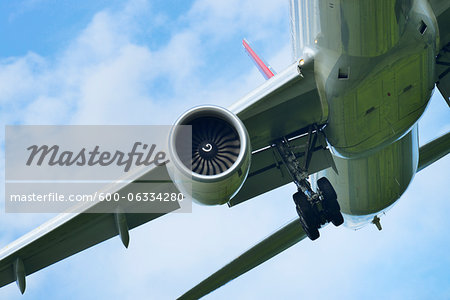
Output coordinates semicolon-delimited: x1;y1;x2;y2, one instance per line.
168;105;251;205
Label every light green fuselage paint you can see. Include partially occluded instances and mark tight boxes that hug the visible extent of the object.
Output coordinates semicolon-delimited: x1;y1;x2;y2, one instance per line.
313;0;438;228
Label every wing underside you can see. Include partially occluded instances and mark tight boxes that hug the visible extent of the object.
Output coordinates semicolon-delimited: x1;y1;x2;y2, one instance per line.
229;128;335;207
0;56;327;294
228;58;329;205
0;165;178;292
178;219;306;300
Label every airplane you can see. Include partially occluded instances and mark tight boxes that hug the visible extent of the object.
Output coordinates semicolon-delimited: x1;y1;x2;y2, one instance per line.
1;0;450;298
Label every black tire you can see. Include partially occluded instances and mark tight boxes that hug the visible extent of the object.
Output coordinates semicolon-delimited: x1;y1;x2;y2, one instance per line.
330;212;344;226
317;177;344;227
317;177;337;202
293;192;320;240
292;191;307;207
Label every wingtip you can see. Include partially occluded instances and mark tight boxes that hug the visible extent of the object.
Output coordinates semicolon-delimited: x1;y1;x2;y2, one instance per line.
241;38;275;80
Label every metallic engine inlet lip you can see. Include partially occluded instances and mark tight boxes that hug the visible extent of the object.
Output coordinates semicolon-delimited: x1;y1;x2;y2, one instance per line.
169;105;250;183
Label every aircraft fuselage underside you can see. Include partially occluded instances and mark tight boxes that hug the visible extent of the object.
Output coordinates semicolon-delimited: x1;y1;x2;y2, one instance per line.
311;0;437;227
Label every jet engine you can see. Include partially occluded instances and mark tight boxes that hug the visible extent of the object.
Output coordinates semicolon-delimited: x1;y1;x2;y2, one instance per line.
168;105;251;205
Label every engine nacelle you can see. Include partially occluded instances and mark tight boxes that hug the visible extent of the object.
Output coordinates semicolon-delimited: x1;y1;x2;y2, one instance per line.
168;105;251;205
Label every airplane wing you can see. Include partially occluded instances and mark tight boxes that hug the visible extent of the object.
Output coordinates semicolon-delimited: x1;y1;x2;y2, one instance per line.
178;219;306;300
417;131;450;171
0;164;179;293
0;56;330;294
242;38;276;80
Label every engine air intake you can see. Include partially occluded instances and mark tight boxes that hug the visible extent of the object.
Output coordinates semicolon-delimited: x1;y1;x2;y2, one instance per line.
168;105;251;205
191;117;240;175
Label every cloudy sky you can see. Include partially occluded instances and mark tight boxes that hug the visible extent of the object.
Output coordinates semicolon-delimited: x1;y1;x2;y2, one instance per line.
1;0;449;299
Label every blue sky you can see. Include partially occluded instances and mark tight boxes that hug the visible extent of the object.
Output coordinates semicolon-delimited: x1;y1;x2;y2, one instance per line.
0;0;449;299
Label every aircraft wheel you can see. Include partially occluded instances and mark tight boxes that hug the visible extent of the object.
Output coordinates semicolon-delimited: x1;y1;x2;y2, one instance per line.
329;211;344;227
293;192;320;240
317;177;344;227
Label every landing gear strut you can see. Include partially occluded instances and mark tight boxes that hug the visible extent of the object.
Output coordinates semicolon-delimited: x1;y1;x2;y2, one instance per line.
274;129;343;240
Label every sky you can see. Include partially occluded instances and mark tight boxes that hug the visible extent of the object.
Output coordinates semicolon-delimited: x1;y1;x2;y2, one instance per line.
0;0;449;299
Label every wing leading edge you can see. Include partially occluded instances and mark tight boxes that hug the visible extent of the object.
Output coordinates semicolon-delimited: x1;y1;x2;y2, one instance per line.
0;164;178;293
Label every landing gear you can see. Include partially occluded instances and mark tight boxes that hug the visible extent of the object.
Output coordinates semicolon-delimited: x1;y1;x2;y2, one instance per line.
274;129;344;240
317;177;344;227
293;191;319;240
